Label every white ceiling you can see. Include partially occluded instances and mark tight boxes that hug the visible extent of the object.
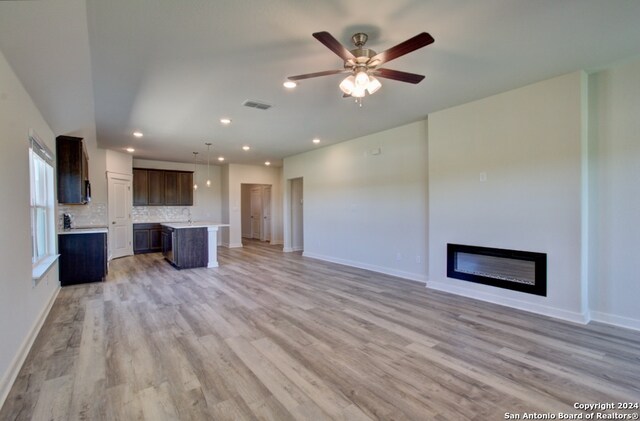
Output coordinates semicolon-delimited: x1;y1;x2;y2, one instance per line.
2;0;640;166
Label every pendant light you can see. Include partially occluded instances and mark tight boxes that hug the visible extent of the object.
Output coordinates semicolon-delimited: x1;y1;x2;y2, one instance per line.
205;142;212;187
192;152;199;190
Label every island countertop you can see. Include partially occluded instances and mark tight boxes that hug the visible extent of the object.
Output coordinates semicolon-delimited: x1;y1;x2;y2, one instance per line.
160;222;230;229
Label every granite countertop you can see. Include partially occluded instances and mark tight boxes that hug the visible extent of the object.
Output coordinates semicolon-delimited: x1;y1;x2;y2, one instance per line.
58;227;109;235
133;220;189;225
160;222;230;229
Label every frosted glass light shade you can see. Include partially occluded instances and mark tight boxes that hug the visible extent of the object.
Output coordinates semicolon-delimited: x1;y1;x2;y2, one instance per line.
352;85;366;98
355;70;369;87
366;76;382;94
339;75;356;95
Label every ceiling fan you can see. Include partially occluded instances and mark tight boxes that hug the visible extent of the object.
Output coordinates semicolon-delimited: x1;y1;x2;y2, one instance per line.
287;31;434;100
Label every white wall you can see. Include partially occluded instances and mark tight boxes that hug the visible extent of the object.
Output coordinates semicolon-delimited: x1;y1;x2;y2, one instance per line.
588;58;640;330
0;50;60;406
283;121;429;282
132;159;222;223
106;149;132;175
428;72;587;322
223;164;283;248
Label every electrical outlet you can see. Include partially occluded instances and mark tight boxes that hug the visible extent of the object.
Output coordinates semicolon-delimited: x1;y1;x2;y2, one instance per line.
396;252;402;261
416;255;421;264
479;172;487;182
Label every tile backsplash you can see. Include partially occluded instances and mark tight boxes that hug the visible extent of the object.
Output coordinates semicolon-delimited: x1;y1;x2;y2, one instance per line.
58;202;108;229
132;206;192;223
58;203;193;228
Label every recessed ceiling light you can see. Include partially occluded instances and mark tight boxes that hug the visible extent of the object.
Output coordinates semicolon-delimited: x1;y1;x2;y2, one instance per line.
313;138;320;144
133;131;143;138
265;161;271;166
220;118;232;125
126;147;135;153
283;80;297;89
242;145;250;151
218;156;225;162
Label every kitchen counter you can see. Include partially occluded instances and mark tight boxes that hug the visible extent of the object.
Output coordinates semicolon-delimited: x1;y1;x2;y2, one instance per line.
59;227;108;235
160;222;229;229
160;222;229;268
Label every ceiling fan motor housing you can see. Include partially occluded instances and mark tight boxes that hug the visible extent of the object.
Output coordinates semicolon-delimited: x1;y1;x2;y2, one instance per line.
345;48;377;70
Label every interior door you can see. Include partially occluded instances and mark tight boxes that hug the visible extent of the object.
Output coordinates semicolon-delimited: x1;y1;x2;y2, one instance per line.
250;187;262;240
108;173;133;259
262;186;271;242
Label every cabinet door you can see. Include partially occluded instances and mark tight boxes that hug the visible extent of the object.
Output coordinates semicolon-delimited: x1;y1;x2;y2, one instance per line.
56;136;85;204
133;229;150;253
175;228;207;268
178;172;193;206
132;169;149;206
150;228;162;251
148;170;165;205
58;233;107;285
164;172;179;205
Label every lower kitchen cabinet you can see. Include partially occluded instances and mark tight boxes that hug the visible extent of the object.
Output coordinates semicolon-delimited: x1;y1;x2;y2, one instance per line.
133;223;163;254
162;226;208;269
58;232;107;286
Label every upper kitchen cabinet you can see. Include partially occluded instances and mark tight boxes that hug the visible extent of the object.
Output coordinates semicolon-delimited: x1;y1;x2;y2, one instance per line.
178;172;193;206
148;169;165;205
132;168;192;206
164;171;178;205
132;168;148;205
56;136;90;204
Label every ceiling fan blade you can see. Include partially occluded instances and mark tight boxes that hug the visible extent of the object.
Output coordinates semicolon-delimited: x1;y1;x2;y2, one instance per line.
288;69;349;81
369;32;434;66
342;93;351;98
313;31;356;61
373;68;425;84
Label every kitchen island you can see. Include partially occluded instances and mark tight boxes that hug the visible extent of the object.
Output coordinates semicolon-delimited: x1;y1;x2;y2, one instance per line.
160;222;229;269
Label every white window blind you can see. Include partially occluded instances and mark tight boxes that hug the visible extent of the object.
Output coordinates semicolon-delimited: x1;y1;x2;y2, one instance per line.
29;130;55;267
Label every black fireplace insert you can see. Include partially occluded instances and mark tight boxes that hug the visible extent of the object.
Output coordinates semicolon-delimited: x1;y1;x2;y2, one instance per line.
447;243;547;296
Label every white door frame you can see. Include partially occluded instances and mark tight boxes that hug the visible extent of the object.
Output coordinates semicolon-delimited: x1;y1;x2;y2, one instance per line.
289;177;303;252
261;185;271;242
250;186;262;240
107;172;133;260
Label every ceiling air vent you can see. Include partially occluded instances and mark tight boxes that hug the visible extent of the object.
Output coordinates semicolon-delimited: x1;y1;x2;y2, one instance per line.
242;100;272;110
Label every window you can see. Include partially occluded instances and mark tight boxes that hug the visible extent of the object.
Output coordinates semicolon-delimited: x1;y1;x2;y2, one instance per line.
29;129;56;277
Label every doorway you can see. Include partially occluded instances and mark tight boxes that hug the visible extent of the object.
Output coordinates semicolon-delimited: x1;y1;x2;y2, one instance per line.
241;184;272;242
107;172;133;259
290;177;303;252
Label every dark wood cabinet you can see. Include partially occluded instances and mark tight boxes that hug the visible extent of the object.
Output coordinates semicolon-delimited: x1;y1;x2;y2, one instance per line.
164;171;179;205
162;226;207;269
132;168;192;206
132;169;148;205
178;172;194;206
56;136;90;204
133;223;163;254
148;170;165;205
58;232;107;286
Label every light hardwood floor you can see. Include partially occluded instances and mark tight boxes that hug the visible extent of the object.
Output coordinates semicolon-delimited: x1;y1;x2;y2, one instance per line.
2;240;639;420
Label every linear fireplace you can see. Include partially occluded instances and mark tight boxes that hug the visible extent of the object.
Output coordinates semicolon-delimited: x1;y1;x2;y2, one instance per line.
447;244;547;296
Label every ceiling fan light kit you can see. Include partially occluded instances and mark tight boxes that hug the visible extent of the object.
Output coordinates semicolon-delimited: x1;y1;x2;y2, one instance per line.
288;30;434;103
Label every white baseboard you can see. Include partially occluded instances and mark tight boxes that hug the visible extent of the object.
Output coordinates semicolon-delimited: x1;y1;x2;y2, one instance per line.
302;251;427;284
0;285;60;408
590;311;640;332
282;247;294;253
427;280;589;324
227;242;243;249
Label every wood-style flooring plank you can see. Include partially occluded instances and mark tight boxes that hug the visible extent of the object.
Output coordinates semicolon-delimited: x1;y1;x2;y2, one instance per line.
2;239;640;420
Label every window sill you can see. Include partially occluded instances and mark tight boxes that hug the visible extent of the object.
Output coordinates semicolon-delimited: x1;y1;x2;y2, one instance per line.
32;254;60;281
